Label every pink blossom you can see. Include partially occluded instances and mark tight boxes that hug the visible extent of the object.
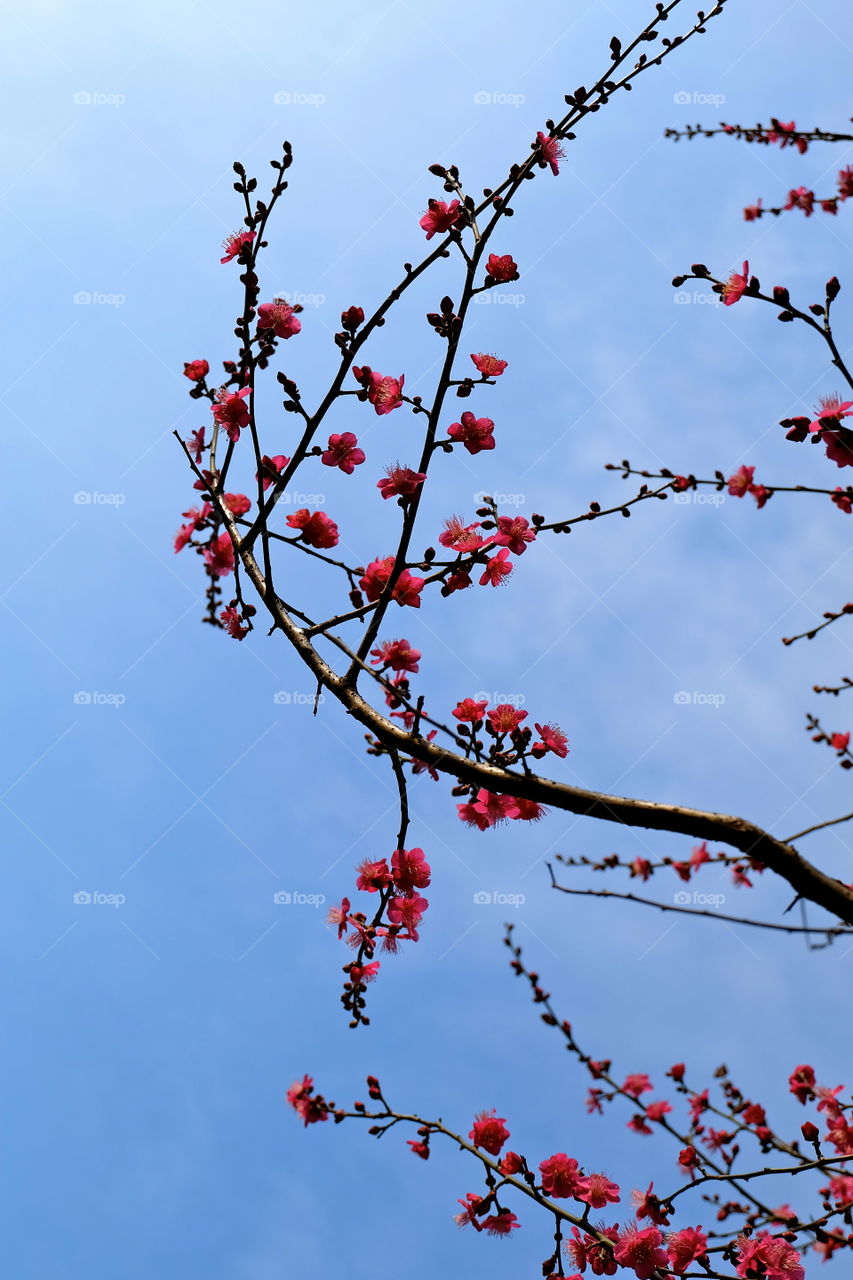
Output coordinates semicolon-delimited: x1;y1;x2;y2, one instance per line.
185;427;206;462
727;464;755;497
203;532;235;578
789;1065;815;1105
352;366;406;415
721;260;749;306
286;1075;328;1126
211;386;252;443
257;454;290;490
539;1153;585;1199
735;1232;804;1280
183;359;209;381
359;557;424;608
783;186;815;216
481;1212;519;1237
622;1073;653;1099
536;130;565;175
577;1173;620;1208
377;465;427;500
470;352;508;378
486;253;518;282
743;199;763;221
532;721;569;758
493;515;536;555
355;858;392;892
387;893;428;940
391;847;431;893
322;432;365;474
370;639;421;673
447;411;496;455
479;548;513;587
220;229;256;263
439;515;488;552
452;697;488;723
832;488;852;514
469;1109;510;1155
613;1226;667;1279
419;198;461;240
487;703;528;733
809;393;853;433
220;606;248;639
223;492;251;516
823;429;853;468
257;299;301;339
667;1226;708;1274
285;508;339;549
327;897;351;939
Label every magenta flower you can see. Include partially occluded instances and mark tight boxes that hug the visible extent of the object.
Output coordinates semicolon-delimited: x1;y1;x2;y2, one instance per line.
220;229;256;263
322;432;365;474
257;299;302;339
536;130;565;175
285;509;339;549
447;411;495;454
721;260;749;306
470;352;508;378
419;198;461;240
377;465;427;500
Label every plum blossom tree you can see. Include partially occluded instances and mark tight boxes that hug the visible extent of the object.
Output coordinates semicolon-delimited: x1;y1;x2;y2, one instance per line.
175;0;853;1272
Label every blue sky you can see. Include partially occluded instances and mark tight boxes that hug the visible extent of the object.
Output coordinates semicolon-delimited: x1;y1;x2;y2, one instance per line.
2;1;853;1276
